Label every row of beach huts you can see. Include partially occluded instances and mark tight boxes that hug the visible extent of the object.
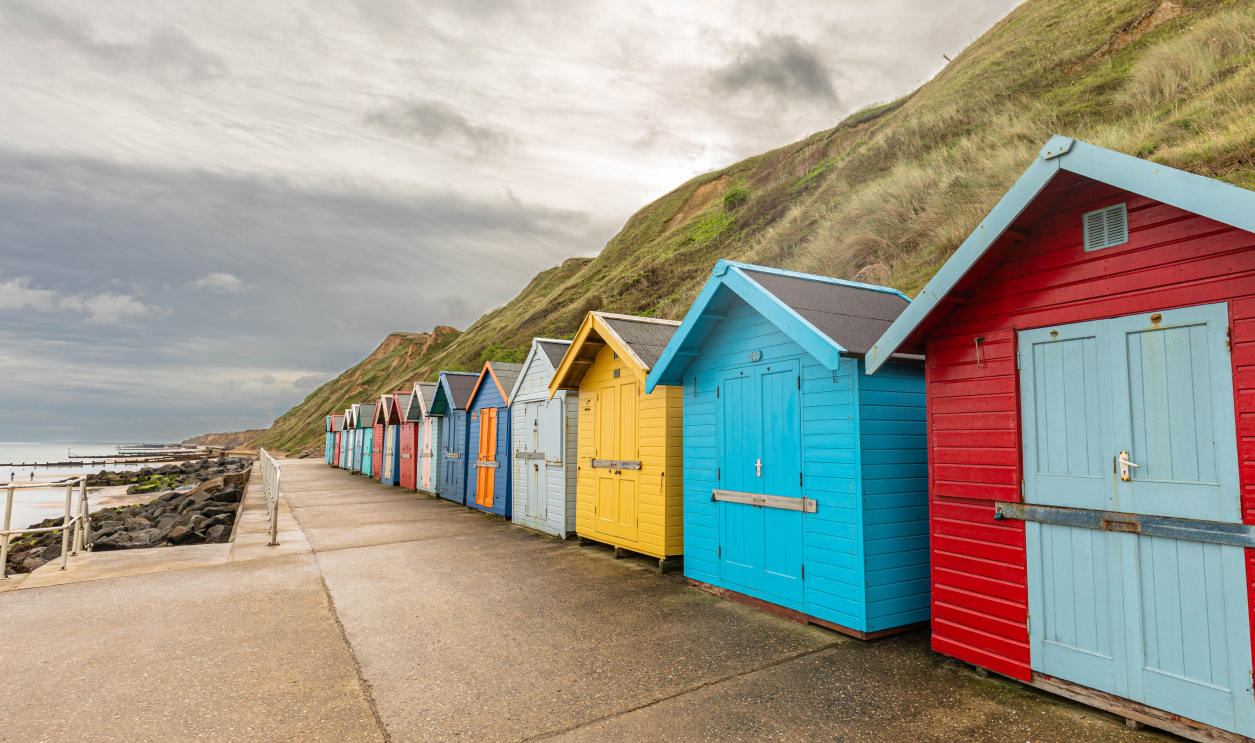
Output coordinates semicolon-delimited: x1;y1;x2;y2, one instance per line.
321;137;1255;741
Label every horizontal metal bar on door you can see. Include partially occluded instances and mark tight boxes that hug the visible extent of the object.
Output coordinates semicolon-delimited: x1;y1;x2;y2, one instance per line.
994;501;1255;548
475;461;499;468
590;460;641;470
445;453;461;459
401;454;412;459
514;451;545;460
712;489;817;513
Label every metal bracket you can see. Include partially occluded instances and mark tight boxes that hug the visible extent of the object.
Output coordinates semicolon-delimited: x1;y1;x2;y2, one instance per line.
444;453;461;459
712;489;817;513
475;461;499;468
995;501;1255;548
514;451;545;460
591;460;642;470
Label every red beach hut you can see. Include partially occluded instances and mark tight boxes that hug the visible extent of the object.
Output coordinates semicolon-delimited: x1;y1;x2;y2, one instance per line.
331;414;345;467
867;136;1255;740
394;390;419;491
373;394;391;480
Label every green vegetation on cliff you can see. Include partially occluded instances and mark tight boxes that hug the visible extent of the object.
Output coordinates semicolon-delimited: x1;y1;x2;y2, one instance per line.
255;0;1255;452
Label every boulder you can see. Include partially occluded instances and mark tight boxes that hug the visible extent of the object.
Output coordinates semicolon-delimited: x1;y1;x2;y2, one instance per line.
202;505;237;518
124;518;152;531
129;529;160;546
210;487;242;504
156;514;180;531
92;533;130;551
166;526;204;545
205;524;231;543
188;515;208;532
99;519;124;530
22;557;47;571
206;513;234;529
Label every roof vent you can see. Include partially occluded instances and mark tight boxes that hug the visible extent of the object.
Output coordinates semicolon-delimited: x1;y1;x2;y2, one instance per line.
1082;203;1128;251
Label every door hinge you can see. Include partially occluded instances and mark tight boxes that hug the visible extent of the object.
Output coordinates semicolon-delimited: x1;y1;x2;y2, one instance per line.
716;386;720;398
1020;479;1025;497
797;375;800;390
1026;615;1030;636
799;473;803;487
801;564;805;580
1016;351;1021;370
718;546;721;558
1228;326;1233;354
718;467;721;480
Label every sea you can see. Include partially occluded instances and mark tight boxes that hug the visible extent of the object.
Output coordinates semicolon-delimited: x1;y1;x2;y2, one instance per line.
0;442;172;532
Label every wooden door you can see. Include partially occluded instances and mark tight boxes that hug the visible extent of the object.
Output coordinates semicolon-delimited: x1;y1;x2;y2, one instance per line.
526;402;546;520
444;414;464;503
421;417;432;489
362;431;373;476
1020;305;1251;736
759;361;804;603
718;368;760;590
476;407;497;508
615;379;638;542
596;383;617;536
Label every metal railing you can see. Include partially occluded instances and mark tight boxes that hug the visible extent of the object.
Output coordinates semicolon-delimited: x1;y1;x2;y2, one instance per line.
259;449;281;546
2;477;90;578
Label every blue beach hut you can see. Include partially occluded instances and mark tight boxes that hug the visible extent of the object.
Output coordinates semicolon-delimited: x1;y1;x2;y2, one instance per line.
349;404;364;472
466;361;523;517
647;260;929;640
340;408;354;469
325;415;335;464
357;403;376;476
431;371;479;504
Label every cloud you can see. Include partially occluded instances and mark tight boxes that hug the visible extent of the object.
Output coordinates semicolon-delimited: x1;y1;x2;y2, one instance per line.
0;0;226;81
187;272;247;294
365;100;513;157
0;276;163;324
713;34;838;104
294;374;328;390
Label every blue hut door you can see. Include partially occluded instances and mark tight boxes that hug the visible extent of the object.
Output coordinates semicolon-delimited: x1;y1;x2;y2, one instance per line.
1021;303;1251;736
445;413;464;503
717;360;804;604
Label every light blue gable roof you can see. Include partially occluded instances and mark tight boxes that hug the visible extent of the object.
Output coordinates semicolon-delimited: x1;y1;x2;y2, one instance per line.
645;260;910;393
865;135;1255;374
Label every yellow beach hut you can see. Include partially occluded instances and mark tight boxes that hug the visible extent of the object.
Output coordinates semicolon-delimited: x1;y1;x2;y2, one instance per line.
549;311;684;572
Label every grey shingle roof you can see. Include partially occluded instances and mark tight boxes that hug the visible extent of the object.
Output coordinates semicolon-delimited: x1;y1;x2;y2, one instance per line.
600;315;680;370
742;270;909;356
537;340;571;369
443;372;480;409
487;362;524;401
414;383;438;416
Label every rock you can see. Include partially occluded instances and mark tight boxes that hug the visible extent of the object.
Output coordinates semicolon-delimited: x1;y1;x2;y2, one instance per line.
210;487;242;504
40;544;62;562
92;533;130;551
166;526;204;545
205;524;231;543
93;525;123;540
99;520;124;530
188;515;208;532
206;513;234;528
156;490;181;502
202;505;237;518
124;518;152;531
156;514;180;530
129;529;160;546
175;497;197;514
22;557;47;571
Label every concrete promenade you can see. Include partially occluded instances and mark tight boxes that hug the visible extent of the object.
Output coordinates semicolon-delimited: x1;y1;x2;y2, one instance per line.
0;460;1179;741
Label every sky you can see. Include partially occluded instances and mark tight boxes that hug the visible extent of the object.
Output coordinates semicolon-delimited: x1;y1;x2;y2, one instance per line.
0;0;1022;443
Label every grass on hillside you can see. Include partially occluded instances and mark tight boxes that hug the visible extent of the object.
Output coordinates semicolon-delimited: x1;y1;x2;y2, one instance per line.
257;0;1255;452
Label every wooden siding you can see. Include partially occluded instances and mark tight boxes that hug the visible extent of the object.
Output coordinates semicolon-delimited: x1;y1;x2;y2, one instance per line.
468;379;511;517
857;360;930;633
372;423;385;480
680;296;928;633
419;415;443;497
574;343;684;558
510;349;577;538
922;180;1255;682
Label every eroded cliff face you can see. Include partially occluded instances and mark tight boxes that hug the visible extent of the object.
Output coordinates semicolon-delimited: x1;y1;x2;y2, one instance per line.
181;430;267;449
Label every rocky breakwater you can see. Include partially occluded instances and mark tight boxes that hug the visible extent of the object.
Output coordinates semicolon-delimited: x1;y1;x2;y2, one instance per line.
82;455;250;494
4;457;253;575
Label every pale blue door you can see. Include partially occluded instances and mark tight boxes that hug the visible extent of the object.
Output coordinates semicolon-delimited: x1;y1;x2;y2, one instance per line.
1021;303;1251;736
719;368;760;591
1110;304;1250;734
1020;319;1128;698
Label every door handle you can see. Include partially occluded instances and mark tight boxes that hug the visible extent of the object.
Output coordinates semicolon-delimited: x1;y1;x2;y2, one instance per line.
756;459;762;477
1117;451;1140;481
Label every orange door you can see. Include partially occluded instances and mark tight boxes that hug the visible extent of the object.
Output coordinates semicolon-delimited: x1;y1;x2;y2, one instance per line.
476;407;497;508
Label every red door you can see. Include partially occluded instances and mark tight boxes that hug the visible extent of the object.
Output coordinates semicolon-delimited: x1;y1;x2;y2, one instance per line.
399;422;418;490
372;424;385;479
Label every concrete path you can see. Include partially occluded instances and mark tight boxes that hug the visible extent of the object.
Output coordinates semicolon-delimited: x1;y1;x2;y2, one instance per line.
0;460;1184;742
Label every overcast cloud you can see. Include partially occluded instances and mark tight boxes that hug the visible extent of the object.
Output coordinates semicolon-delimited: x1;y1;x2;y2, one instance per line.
0;0;1021;442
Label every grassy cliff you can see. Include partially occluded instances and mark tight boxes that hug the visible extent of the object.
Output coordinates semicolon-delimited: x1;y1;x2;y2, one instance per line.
255;0;1255;452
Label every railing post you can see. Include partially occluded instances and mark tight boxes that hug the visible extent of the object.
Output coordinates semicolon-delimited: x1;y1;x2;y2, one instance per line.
1;484;13;580
60;483;72;571
269;466;280;546
80;478;90;552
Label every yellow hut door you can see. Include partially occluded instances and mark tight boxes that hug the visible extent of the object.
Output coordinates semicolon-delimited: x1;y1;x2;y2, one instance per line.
594;378;639;542
615;379;638;543
476;407;496;508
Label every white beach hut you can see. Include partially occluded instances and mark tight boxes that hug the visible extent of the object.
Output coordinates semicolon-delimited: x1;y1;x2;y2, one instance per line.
508;338;577;538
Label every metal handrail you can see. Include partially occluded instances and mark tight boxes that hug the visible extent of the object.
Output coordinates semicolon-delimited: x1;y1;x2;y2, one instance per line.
258;449;281;546
2;477;90;578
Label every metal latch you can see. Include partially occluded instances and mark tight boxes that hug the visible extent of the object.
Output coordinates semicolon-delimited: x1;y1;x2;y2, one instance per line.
755;459;762;478
1117;451;1139;481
